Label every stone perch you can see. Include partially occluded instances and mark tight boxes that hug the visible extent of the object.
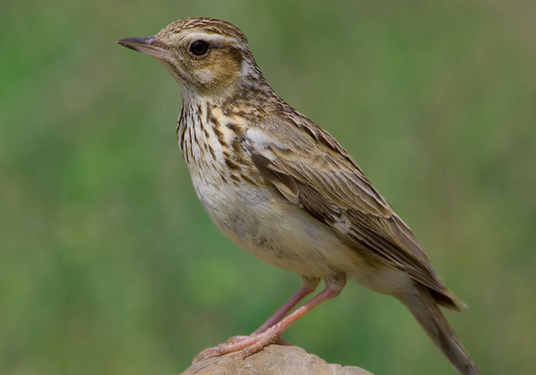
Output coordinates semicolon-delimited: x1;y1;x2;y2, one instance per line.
179;345;373;375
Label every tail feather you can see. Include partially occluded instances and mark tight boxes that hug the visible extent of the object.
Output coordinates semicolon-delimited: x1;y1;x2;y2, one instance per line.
397;284;480;375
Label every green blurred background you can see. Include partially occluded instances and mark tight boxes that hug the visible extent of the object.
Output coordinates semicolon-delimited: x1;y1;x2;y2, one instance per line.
1;0;535;374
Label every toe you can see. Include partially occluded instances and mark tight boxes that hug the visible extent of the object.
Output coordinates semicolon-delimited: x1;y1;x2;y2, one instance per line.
193;347;219;363
226;335;252;344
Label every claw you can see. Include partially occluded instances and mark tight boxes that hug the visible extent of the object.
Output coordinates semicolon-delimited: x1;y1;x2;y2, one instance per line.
240;348;252;359
193;346;219;363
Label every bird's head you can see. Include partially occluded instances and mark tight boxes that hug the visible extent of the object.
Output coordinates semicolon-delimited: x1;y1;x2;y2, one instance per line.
118;17;260;100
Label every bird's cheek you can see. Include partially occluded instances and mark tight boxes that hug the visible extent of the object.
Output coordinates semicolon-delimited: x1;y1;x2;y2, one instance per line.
193;68;217;86
158;60;189;87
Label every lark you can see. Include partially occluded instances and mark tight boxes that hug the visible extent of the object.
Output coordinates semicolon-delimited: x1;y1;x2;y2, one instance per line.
118;17;479;375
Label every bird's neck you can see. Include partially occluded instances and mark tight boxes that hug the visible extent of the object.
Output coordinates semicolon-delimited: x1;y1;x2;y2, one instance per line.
180;58;283;111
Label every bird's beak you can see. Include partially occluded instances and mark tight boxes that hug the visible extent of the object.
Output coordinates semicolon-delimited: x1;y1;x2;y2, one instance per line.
117;36;171;60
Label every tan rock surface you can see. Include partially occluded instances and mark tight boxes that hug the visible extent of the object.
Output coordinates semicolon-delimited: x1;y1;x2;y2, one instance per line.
179;345;373;375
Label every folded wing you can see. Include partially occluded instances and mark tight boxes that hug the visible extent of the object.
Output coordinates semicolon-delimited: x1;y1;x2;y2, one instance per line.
243;115;460;309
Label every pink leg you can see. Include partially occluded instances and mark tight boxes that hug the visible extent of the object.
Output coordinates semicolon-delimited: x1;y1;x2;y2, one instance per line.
193;275;346;363
254;276;320;334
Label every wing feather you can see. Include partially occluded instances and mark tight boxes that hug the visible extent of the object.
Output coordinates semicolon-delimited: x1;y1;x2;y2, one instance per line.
243;117;451;296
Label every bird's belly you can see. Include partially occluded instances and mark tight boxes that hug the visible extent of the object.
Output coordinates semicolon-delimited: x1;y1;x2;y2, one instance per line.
191;177;364;279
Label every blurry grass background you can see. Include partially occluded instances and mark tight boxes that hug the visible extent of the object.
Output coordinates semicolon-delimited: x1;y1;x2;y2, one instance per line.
1;0;535;374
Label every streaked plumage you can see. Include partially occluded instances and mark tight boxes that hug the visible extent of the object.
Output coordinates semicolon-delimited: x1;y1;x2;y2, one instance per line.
118;17;479;375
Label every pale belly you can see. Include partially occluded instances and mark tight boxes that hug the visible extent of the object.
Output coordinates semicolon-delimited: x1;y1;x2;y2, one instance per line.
190;174;365;280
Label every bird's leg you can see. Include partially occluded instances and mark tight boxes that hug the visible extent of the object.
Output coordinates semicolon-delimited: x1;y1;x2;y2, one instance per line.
223;276;320;346
253;276;320;335
193;275;346;363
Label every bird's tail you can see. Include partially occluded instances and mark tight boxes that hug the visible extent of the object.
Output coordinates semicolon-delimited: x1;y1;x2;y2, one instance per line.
396;284;480;375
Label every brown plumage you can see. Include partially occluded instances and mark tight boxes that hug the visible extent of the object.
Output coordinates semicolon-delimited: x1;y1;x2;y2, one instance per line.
118;17;479;375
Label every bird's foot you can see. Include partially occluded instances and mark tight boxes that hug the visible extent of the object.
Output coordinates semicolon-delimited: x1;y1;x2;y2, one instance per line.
192;324;292;363
225;335;251;344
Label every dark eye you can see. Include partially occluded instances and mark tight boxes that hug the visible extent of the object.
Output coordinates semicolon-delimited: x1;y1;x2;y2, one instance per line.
189;40;210;56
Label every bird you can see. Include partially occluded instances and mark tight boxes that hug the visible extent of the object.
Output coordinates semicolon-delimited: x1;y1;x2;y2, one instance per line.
117;17;479;375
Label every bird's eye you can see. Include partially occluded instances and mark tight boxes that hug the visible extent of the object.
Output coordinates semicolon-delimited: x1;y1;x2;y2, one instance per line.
189;40;210;56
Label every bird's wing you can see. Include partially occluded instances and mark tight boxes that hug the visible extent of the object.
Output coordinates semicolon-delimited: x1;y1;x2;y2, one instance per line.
243;115;450;296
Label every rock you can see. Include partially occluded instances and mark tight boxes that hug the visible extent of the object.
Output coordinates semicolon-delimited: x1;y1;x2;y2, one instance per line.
179;344;373;375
